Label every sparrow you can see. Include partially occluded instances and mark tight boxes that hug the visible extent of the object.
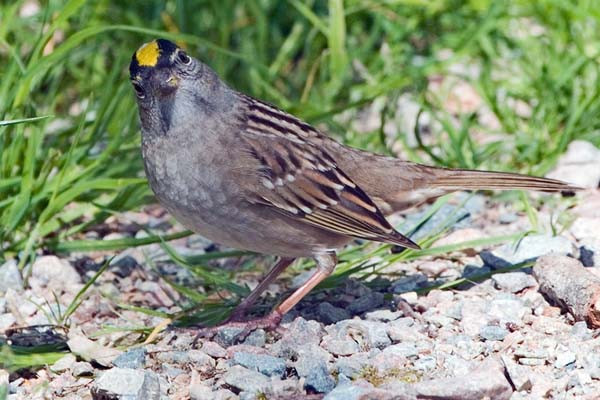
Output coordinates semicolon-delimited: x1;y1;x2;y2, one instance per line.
129;39;580;333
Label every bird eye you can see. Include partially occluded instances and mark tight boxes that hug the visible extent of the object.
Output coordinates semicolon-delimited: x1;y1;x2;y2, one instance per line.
177;51;191;65
131;80;145;99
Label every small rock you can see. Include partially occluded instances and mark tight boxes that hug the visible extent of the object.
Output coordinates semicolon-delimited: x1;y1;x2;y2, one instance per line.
304;360;335;393
29;255;81;291
272;317;324;358
547;140;600;188
343;279;372;297
347;292;384;314
200;341;227;358
189;383;213;400
491;272;536;293
501;355;532;391
479;325;509;341
51;354;77;373
331;320;391;349
571;321;592;340
487;295;529;325
92;368;160;399
163;364;185;379
68;330;121;367
232;352;286;378
113;348;146;369
321;337;360;356
480;235;573;269
222;365;269;393
215;327;246;348
72;361;94;377
518;358;546;366
316;302;351;324
555;351;576;368
334;353;370;379
411;357;512;399
242;329;266;347
188;350;216;368
324;378;368;400
414;355;436;372
499;212;519;224
382;342;418;359
110;254;139;277
156;351;189;364
0;313;16;330
364;309;401;322
0;260;23;294
391;274;428;293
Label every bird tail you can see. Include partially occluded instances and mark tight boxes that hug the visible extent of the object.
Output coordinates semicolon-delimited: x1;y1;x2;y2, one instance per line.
427;168;582;192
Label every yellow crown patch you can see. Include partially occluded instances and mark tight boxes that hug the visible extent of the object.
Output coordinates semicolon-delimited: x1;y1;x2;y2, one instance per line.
136;41;160;67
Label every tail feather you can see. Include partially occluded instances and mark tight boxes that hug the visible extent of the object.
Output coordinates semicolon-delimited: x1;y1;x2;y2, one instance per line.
429;168;582;192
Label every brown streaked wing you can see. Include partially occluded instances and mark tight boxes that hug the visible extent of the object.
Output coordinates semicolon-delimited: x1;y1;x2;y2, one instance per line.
238;95;420;250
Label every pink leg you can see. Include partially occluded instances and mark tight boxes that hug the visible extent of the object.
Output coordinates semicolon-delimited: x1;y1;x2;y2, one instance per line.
226;257;294;322
193;253;337;344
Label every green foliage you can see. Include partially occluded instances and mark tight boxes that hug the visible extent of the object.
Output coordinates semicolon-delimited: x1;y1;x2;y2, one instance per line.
1;1;596;264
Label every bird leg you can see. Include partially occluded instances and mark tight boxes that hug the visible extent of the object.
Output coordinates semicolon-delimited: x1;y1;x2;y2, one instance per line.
225;257;295;323
193;253;337;345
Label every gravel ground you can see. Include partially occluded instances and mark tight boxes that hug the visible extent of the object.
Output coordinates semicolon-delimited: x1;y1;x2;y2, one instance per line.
1;143;600;399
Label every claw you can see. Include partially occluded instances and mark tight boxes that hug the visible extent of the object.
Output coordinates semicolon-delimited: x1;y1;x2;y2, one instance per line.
192;311;284;347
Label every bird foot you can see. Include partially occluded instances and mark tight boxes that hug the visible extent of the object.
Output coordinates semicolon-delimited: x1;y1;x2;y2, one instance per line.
192;311;283;347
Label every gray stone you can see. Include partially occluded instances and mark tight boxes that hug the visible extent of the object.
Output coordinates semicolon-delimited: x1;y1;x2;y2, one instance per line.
571;321;593;341
213;389;239;400
113;348;146;369
0;313;16;330
215;326;246;348
72;361;94;377
321;337;360;356
222;365;269;394
29;255;81;289
188;350;216;368
334;353;370;379
382;343;418;359
405;195;485;240
200;341;227;358
242;329;266;347
501;355;532;391
304;360;335;393
479;325;509;341
480;235;573;269
414;355;436;372
93;368;160;400
155;350;189;364
491;272;536;293
347;292;384;314
582;353;600;379
547;140;600;189
110;254;139;277
272;317;324;358
162;364;185;379
555;351;576;368
487;295;529;325
411;357;512;399
332;320;391;349
324;375;368;400
232;352;286;378
0;260;23;294
343;279;372;297
499;212;518;224
51;354;77;373
391;274;428;293
462;264;492;278
316;302;351;324
189;383;213;400
365;309;402;322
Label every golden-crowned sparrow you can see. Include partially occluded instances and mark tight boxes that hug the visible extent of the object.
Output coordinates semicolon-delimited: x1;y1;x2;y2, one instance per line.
129;39;580;330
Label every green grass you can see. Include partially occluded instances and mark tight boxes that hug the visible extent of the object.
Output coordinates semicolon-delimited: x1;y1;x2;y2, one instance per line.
0;0;596;363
